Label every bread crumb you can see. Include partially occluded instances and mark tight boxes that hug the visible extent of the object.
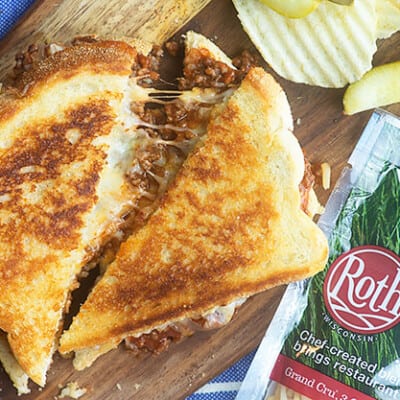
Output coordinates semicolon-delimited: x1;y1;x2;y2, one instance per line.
320;162;331;190
134;383;141;390
58;382;87;399
296;118;301;125
116;383;122;391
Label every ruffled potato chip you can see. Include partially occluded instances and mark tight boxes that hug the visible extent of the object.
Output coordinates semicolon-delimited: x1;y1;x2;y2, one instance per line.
376;0;400;39
233;0;377;88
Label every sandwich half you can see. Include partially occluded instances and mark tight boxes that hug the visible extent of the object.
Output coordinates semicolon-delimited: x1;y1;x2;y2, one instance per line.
59;62;328;368
0;38;148;389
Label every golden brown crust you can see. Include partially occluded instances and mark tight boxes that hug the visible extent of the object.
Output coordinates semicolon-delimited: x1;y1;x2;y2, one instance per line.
0;40;137;122
59;67;328;355
15;40;137;93
0;101;111;259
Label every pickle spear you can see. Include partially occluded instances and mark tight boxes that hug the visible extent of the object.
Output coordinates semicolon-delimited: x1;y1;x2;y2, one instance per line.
259;0;353;18
328;0;353;4
343;61;400;114
259;0;321;18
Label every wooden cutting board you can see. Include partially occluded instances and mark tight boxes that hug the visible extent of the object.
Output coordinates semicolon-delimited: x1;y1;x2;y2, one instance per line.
0;0;400;399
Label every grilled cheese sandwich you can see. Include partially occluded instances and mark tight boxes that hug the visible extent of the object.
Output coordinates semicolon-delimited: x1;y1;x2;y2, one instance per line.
0;31;327;394
59;57;328;370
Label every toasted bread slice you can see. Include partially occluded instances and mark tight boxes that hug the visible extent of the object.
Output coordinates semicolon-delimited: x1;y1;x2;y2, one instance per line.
0;39;157;387
59;66;328;365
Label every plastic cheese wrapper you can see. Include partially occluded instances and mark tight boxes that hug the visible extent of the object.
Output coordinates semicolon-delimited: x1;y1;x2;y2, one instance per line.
236;109;400;400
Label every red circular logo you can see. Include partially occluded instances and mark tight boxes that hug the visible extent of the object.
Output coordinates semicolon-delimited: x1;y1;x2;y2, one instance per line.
323;245;400;334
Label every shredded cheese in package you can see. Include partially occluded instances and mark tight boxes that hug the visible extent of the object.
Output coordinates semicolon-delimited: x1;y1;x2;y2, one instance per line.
237;109;400;400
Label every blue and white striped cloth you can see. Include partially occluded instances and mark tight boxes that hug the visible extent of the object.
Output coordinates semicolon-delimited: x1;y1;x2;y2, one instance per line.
0;0;36;40
187;351;256;399
0;1;256;398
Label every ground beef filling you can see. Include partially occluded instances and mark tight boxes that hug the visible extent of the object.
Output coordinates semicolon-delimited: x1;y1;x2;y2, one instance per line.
125;327;183;355
124;317;217;355
179;47;255;90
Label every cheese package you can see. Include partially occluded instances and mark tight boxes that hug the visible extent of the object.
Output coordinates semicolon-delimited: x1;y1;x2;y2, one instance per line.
237;109;400;400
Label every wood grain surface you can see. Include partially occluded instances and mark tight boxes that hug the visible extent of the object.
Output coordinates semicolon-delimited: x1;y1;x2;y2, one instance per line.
0;0;400;399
